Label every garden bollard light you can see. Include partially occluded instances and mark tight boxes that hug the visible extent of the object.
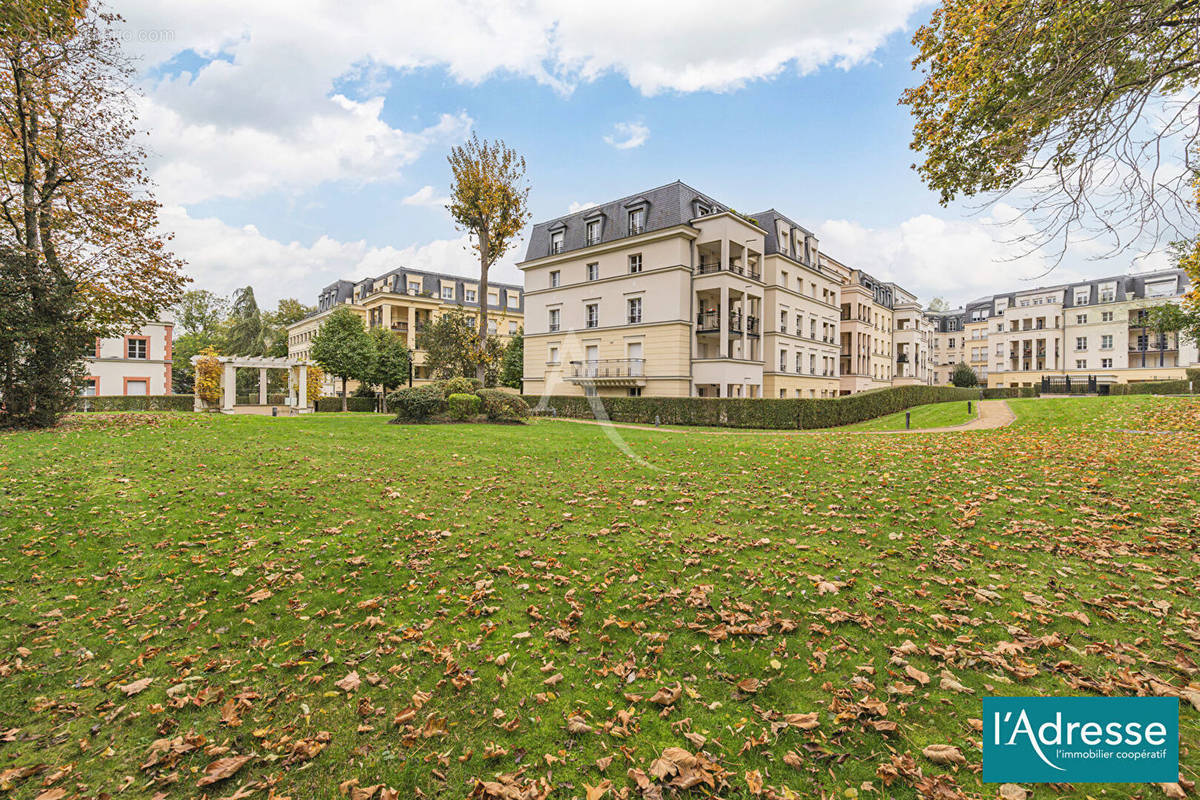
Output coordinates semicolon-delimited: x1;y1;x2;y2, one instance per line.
968;401;972;414
906;412;911;430
272;406;278;417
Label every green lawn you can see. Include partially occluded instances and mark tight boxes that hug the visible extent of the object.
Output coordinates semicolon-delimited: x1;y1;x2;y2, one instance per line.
838;400;977;431
0;396;1197;799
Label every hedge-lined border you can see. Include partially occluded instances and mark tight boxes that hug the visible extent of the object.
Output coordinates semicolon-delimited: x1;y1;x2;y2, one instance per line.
316;397;379;413
1109;380;1195;396
521;386;985;430
74;395;193;412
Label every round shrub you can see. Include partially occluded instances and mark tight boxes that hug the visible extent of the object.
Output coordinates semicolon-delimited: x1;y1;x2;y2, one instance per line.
443;376;482;397
476;389;530;422
447;392;482;420
388;384;446;422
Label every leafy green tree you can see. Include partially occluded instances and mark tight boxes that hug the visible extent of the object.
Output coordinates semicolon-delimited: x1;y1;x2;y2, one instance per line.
499;327;523;390
310;307;373;411
0;2;188;426
367;327;411;394
175;290;228;337
417;309;504;386
950;361;978;388
447;134;531;382
1142;302;1200;367
902;1;1200;257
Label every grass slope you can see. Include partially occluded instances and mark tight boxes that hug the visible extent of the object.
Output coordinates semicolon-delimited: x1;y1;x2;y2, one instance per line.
0;396;1197;799
838;400;977;431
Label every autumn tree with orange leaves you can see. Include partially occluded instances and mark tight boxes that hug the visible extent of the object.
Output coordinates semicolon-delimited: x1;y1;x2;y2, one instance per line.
0;1;188;427
447;135;530;384
902;1;1200;263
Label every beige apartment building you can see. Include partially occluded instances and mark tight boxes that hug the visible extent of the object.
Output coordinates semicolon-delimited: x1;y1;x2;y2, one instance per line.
928;269;1197;388
518;182;848;399
287;267;523;394
837;266;911;394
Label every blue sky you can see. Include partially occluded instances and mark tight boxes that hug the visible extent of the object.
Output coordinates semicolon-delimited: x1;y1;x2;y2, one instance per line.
112;0;1169;309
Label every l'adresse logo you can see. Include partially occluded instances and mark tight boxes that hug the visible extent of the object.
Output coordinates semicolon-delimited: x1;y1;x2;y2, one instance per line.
983;697;1178;783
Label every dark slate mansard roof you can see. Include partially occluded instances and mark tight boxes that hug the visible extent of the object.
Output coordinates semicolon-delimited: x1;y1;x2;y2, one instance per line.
314;267;523;315
522;181;732;261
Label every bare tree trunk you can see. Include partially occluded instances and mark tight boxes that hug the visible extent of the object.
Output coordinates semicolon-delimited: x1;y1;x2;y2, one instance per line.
341;376;348;412
476;229;489;385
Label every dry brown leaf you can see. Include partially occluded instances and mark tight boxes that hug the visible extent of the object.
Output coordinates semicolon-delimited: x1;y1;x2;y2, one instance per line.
921;744;965;766
196;754;252;787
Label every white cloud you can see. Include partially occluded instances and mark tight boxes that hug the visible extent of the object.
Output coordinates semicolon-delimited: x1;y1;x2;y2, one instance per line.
818;205;1111;303
604;121;649;150
567;201;598;213
161;206;523;306
107;0;927;202
142;96;471;205
402;185;451;207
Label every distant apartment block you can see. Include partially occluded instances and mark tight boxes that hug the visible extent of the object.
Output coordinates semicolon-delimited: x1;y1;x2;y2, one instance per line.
286;267;523;394
518;182;908;399
82;317;174;396
929;269;1197;389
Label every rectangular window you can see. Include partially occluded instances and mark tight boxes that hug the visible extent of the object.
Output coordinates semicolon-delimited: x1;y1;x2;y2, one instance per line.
81;377;98;396
548;308;560;332
1101;311;1114;322
1075;359;1087;369
1101;334;1113;349
585;303;598;328
1100;288;1115;302
795;353;803;374
487;319;498;335
508;321;518;335
408;281;420;294
627;297;642;324
586;263;599;281
126;337;148;359
508;294;519;308
548;345;560;364
628;254;642;273
586;220;600;246
441;286;455;300
1076;337;1087;350
124;379;147;396
779;350;787;371
549;270;560;288
550;231;564;254
779;310;787;333
1076;314;1087;324
1101;358;1113;368
464;289;477;303
628;209;645;235
628;387;643;397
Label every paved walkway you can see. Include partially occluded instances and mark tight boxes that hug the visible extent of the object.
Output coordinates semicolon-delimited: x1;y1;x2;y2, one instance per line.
547;400;1015;436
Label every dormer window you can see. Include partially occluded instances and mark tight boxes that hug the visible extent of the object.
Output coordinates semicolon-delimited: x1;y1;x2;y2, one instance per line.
586;219;600;246
550;230;564;254
628;208;645;235
408;281;420;294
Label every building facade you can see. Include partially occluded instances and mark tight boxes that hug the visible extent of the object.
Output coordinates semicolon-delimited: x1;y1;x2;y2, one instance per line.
519;182;856;399
82;317;174;396
928;269;1197;388
287;267;524;394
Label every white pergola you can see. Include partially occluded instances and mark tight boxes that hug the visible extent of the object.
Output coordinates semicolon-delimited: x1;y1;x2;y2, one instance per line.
189;355;312;413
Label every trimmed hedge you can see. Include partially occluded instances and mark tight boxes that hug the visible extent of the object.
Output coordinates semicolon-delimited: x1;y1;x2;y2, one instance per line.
1187;368;1200;384
981;387;1039;399
235;393;287;405
75;395;193;412
442;377;482;396
387;385;446;421
477;389;531;422
447;392;482;420
523;386;983;430
316;396;378;412
1109;380;1193;396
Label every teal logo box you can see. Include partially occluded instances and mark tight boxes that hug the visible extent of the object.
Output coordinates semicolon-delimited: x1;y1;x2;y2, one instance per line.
983;697;1178;783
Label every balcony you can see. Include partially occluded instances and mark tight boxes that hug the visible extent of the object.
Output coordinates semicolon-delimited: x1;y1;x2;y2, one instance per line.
695;261;762;281
1130;340;1176;352
566;359;647;387
390;322;409;332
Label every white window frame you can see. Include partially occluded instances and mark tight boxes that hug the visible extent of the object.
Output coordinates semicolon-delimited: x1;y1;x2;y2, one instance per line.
548;308;560;332
585;303;598;328
627;297;642;324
